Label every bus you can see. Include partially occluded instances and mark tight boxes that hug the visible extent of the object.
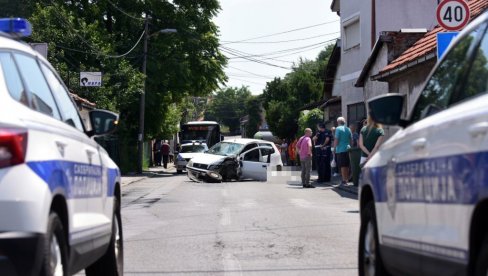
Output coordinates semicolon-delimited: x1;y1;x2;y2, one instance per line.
179;121;222;148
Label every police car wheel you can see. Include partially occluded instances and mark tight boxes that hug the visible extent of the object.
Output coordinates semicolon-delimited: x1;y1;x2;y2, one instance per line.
86;198;124;276
474;234;488;276
41;212;68;276
358;201;387;276
177;169;183;174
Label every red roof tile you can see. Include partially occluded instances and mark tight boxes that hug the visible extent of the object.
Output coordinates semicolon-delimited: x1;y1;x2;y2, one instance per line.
379;0;488;75
69;92;96;107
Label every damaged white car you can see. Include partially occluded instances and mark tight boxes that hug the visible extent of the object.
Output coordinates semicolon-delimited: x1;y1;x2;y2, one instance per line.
186;138;283;182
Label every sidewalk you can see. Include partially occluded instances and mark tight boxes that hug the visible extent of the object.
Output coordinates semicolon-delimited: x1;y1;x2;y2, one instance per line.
121;165;176;186
310;169;358;195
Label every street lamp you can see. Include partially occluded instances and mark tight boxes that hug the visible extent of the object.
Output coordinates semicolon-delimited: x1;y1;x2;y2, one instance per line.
137;17;177;174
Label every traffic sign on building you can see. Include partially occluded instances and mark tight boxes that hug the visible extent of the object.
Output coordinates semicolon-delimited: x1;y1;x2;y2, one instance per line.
80;72;102;87
436;0;471;31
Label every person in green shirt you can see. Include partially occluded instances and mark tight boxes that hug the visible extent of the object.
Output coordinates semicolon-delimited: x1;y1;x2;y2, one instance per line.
359;116;385;165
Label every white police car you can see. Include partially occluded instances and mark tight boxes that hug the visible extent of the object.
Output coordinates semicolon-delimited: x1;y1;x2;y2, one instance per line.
0;18;123;275
359;11;488;276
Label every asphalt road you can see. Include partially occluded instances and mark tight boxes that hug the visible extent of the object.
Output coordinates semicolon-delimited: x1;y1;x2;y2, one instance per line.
121;171;360;276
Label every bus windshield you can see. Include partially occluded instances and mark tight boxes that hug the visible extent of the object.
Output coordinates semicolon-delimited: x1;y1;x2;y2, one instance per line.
179;121;221;148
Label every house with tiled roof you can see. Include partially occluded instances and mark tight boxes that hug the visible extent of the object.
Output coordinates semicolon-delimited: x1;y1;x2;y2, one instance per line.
328;0;439;127
359;0;488;122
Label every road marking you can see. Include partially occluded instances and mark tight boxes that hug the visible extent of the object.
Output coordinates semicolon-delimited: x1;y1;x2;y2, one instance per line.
220;207;231;226
223;252;242;276
290;198;312;208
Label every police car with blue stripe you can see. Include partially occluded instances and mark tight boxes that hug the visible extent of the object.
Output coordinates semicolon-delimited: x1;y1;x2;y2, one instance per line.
0;19;123;275
359;11;488;276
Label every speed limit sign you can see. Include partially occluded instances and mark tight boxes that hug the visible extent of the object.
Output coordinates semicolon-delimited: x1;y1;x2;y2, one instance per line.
436;0;470;31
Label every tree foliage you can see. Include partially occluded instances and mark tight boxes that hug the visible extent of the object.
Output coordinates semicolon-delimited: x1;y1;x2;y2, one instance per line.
262;44;334;139
2;1;227;172
204;86;251;133
298;108;324;135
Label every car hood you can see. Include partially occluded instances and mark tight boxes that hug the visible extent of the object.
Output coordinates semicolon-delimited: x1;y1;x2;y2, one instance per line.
189;153;227;165
179;152;205;159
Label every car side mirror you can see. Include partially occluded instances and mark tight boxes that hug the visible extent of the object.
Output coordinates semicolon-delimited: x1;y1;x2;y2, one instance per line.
87;109;119;137
368;94;405;126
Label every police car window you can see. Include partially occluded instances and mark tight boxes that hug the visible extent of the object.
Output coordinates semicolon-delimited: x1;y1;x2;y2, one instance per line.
14;53;60;119
243;148;260;162
452;24;488;103
410;25;482;123
0;53;28;106
40;63;84;131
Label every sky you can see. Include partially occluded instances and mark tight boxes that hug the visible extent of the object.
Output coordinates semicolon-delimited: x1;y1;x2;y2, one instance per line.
213;0;341;94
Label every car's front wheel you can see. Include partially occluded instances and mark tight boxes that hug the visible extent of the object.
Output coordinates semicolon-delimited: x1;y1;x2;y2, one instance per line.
86;197;124;276
41;212;68;276
474;234;488;276
358;201;388;276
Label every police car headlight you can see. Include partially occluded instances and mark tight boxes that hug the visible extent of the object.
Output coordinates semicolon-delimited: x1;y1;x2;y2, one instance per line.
208;164;221;170
176;154;185;161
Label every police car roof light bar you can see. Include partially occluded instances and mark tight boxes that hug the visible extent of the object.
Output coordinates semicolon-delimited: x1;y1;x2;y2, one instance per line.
0;18;32;37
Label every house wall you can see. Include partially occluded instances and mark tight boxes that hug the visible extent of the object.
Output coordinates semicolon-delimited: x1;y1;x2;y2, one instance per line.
363;46;389;102
335;0;438;123
387;60;435;118
376;0;437;32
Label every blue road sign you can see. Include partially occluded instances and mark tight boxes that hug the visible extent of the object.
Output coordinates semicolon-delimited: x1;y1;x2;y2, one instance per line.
437;32;459;59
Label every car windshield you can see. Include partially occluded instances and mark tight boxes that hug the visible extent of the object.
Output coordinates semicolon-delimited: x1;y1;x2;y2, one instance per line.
207;142;245;156
180;144;207;153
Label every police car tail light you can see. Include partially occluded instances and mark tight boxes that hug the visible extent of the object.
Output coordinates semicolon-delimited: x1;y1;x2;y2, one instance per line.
0;18;32;37
0;128;28;168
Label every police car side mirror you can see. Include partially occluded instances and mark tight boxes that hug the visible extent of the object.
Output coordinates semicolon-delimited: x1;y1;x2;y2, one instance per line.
87;109;119;137
368;94;407;127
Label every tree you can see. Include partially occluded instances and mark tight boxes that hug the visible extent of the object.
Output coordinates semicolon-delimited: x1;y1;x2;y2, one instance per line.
298;109;324;135
244;95;263;138
10;1;227;172
205;86;251;133
263;44;334;139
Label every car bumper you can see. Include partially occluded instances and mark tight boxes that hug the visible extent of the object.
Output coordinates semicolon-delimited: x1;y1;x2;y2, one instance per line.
176;160;188;170
186;167;222;183
0;232;44;276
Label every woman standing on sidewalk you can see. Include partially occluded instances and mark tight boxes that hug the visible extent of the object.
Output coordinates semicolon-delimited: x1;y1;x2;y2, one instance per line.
359;116;384;165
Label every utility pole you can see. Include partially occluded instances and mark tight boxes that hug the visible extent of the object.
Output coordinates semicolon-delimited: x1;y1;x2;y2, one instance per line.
137;15;149;174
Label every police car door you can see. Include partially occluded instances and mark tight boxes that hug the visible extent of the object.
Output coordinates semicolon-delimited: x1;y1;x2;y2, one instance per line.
39;61;110;249
413;23;488;274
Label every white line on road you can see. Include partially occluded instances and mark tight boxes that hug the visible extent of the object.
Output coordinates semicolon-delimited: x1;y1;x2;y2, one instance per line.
220;207;231;226
223;252;243;276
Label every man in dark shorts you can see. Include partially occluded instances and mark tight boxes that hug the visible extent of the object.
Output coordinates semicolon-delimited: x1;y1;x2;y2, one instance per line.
333;117;352;185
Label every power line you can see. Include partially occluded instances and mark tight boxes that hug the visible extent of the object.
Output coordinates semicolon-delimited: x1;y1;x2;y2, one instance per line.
220;32;339;44
226;77;267;86
220;19;339;44
220;47;290;69
222;41;329;60
107;0;144;21
227;66;275;78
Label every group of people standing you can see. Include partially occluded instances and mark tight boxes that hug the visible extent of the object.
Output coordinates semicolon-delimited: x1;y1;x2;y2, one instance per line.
152;139;171;169
289;115;384;188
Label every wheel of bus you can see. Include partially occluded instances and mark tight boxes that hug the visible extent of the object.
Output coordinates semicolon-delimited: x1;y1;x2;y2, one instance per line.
41;212;68;276
86;197;123;276
475;234;488;276
358;201;388;276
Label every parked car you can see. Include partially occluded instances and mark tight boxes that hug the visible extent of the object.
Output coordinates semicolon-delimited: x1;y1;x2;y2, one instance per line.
0;18;123;275
358;11;488;276
175;142;208;173
186;138;283;182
